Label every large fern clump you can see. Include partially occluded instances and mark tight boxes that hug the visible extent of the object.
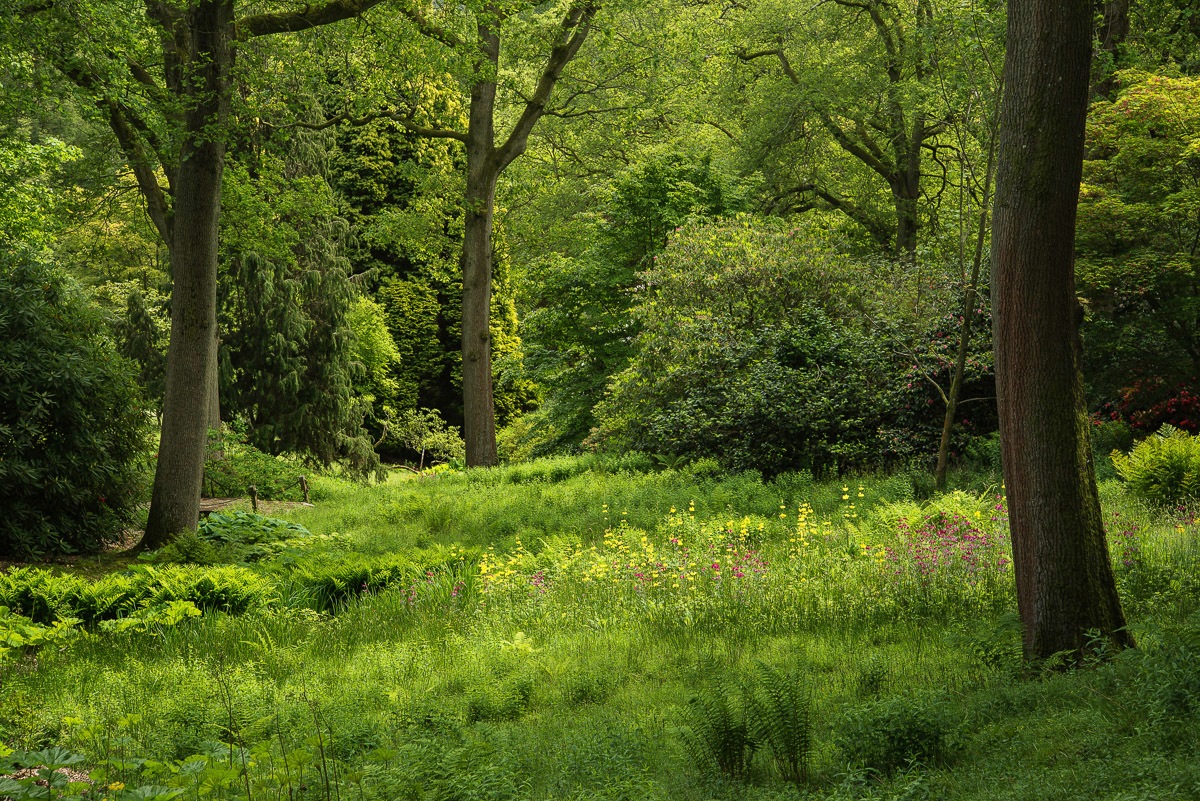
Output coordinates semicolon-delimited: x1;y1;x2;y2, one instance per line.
1111;424;1200;507
747;662;813;784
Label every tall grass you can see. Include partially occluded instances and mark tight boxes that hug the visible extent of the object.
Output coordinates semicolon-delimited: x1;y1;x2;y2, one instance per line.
1;457;1199;800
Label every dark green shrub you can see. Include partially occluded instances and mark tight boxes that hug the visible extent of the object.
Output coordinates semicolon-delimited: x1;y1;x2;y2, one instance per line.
0;250;152;556
835;695;956;775
204;429;308;501
1111;424;1200;506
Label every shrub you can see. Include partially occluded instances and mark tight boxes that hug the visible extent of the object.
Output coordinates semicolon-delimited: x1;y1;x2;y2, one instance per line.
204;429;308;501
1111;424;1200;506
0;250;152;556
835;695;956;775
0;564;273;625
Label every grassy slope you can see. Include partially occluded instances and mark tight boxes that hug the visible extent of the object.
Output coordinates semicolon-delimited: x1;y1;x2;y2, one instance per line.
2;458;1199;800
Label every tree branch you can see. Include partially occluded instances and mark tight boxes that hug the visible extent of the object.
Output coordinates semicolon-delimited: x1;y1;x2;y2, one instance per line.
495;1;600;171
818;111;894;181
736;47;800;84
238;0;388;38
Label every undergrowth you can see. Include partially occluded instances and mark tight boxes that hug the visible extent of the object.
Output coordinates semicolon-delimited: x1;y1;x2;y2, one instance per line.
2;457;1199;800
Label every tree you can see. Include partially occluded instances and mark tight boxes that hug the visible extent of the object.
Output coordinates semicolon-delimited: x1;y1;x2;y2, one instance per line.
990;0;1131;661
1076;71;1200;429
331;117;527;431
0;249;152;557
522;154;746;449
14;0;389;547
733;0;950;257
385;0;600;466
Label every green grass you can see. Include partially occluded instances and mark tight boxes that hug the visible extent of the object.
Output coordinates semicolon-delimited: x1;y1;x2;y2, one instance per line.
2;457;1199;800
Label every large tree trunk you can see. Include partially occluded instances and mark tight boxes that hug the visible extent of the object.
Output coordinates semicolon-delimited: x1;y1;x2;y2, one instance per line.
461;53;500;468
143;0;233;547
991;0;1131;662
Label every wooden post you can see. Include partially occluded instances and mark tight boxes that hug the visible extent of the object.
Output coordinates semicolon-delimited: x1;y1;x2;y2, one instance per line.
300;475;310;504
249;485;258;513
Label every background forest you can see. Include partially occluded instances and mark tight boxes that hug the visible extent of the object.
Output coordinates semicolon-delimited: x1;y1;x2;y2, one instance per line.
4;0;1200;799
2;0;1198;511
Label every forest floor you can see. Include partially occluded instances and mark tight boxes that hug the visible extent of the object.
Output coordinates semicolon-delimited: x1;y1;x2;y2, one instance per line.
2;456;1199;800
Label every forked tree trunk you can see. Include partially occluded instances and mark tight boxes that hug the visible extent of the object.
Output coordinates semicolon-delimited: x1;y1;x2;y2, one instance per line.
453;6;596;467
991;0;1132;661
143;0;233;547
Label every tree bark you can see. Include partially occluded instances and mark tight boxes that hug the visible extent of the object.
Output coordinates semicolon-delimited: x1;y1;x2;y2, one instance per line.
143;0;233;547
991;0;1132;661
461;41;501;467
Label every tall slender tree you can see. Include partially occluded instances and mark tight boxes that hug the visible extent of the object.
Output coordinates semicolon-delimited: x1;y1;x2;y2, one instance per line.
388;0;600;466
990;0;1132;661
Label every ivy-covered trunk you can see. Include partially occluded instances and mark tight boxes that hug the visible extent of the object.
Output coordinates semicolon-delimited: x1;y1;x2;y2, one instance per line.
990;0;1131;661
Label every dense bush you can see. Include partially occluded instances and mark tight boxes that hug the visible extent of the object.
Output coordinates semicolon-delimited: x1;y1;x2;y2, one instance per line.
0;250;152;557
204;429;309;500
595;219;895;476
1076;72;1200;416
1111;424;1200;506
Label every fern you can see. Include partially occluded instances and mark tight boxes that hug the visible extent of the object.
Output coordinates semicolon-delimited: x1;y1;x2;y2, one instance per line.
747;662;813;785
682;678;756;779
1111;424;1200;507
